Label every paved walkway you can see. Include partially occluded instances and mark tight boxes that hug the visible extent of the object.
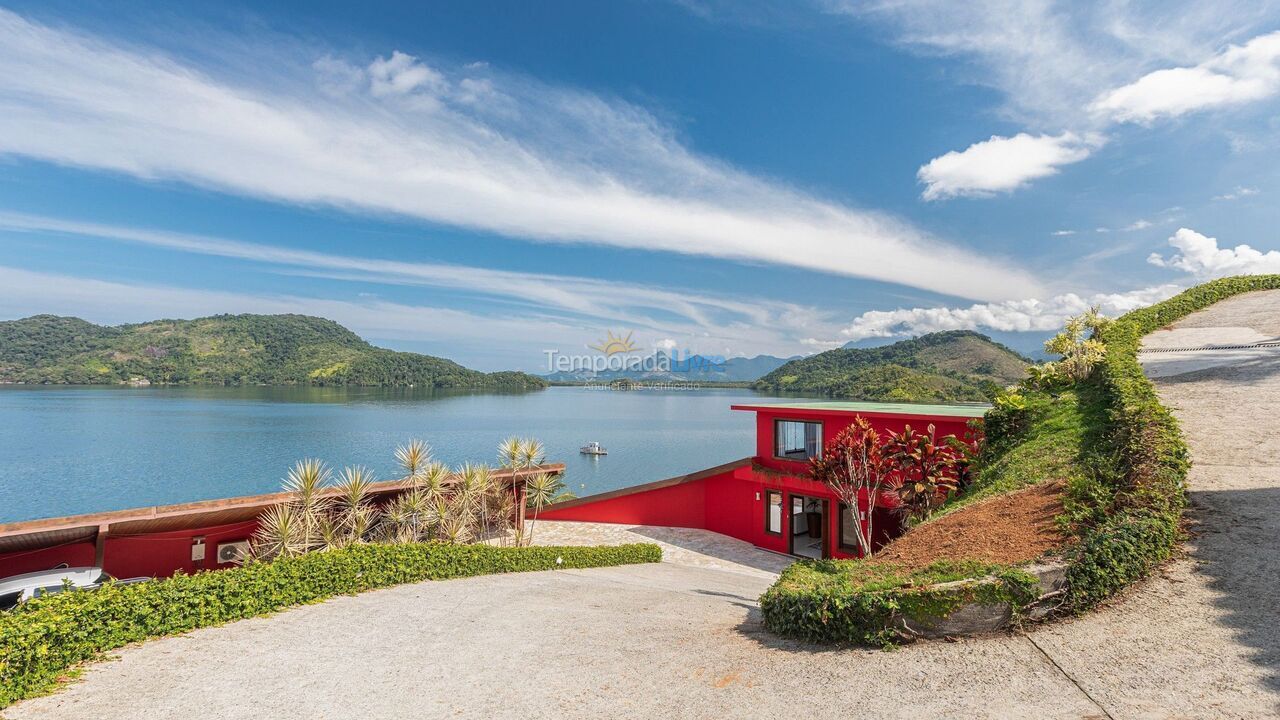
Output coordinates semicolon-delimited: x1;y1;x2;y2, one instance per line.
6;291;1280;719
528;521;795;578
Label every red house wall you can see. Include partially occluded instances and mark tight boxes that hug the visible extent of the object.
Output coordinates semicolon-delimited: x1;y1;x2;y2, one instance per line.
0;542;97;577
102;520;260;579
538;478;707;528
0;520;260;581
540;407;980;560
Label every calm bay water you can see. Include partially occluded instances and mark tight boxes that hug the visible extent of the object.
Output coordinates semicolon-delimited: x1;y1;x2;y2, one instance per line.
0;385;805;523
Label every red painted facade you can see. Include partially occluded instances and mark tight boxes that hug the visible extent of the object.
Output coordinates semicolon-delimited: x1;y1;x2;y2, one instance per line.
541;403;984;559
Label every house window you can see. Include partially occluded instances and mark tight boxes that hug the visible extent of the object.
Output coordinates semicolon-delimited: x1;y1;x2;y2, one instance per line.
765;490;782;535
838;503;861;552
774;420;822;460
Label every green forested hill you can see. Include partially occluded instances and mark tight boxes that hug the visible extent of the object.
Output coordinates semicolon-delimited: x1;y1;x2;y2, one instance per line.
753;331;1028;402
0;314;547;389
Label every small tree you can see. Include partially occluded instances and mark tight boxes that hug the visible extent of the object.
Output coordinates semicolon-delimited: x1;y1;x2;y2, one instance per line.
807;416;893;557
1033;306;1110;386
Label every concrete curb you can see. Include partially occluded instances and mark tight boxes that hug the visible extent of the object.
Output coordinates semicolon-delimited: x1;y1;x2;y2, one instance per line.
893;561;1068;640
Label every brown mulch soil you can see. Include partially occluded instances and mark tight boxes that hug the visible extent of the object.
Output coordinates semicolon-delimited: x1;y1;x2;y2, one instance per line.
872;482;1067;570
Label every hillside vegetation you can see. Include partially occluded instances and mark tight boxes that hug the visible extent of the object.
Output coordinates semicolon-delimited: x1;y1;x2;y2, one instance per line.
754;331;1028;402
0;314;547;389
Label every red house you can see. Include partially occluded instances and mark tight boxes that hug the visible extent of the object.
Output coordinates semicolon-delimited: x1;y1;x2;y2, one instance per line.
540;401;987;559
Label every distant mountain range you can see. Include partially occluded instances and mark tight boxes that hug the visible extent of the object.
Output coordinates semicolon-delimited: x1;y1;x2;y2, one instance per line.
754;331;1030;402
0;314;547;389
544;352;799;383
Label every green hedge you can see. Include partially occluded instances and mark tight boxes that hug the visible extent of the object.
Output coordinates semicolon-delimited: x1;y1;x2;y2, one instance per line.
1067;274;1280;608
0;542;660;707
760;559;1040;646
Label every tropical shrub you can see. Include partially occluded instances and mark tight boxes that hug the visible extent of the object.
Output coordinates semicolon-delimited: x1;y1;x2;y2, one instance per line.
882;423;963;524
807;417;975;554
0;542;661;707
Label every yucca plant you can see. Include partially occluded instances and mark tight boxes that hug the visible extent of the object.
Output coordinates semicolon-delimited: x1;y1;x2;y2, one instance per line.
283;458;333;550
395;439;432;485
499;437;549;545
252;504;309;560
522;471;566;545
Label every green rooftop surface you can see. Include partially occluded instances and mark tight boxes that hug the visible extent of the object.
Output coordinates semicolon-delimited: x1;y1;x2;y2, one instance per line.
730;400;990;418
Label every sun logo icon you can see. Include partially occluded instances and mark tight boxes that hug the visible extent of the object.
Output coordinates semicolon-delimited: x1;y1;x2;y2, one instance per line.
590;330;639;356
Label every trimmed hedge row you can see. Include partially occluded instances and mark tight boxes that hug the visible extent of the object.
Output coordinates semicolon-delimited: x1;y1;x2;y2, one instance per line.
0;542;661;707
760;559;1041;646
1066;274;1280;608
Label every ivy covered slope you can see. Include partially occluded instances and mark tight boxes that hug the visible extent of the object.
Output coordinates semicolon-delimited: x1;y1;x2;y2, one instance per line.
0;314;547;389
754;331;1029;402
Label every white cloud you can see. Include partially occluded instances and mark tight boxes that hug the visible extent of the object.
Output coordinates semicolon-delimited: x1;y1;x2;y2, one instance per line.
1093;31;1280;123
1148;227;1280;278
837;285;1181;342
918;132;1100;200
1124;219;1153;231
367;51;447;97
0;9;1040;302
833;225;1280;343
1213;186;1260;201
1051;229;1076;236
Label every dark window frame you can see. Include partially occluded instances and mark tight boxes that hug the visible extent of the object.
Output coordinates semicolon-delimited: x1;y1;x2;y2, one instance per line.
772;418;823;461
764;489;783;536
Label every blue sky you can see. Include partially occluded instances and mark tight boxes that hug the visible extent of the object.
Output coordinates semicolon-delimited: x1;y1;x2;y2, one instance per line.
1;1;1279;370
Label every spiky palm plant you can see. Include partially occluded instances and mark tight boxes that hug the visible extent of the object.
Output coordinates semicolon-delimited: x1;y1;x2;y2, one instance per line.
437;512;473;544
334;465;378;543
498;437;548;545
395;439;432;486
522;471;564;545
283;459;332;551
519;438;546;469
498;436;524;470
252;504;308;560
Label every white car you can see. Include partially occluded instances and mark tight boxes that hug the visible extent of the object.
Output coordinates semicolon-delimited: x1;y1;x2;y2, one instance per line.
0;566;149;610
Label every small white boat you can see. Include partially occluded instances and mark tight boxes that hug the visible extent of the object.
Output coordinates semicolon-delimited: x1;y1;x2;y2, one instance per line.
580;441;608;456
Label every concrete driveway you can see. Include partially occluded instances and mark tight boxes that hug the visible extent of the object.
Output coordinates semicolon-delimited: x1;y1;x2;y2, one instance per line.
6;291;1280;720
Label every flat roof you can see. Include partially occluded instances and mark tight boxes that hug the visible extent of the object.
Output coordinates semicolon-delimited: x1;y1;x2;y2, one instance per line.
730;400;989;418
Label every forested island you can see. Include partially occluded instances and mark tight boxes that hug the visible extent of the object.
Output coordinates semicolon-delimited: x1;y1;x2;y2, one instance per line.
0;314;547;389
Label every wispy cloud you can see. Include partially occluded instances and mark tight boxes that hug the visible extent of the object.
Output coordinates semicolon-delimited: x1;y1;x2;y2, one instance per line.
917;132;1101;200
0;211;853;363
1213;186;1260;201
0;9;1039;301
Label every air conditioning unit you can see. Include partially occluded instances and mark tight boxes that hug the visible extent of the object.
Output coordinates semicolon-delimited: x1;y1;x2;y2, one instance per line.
216;541;251;565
